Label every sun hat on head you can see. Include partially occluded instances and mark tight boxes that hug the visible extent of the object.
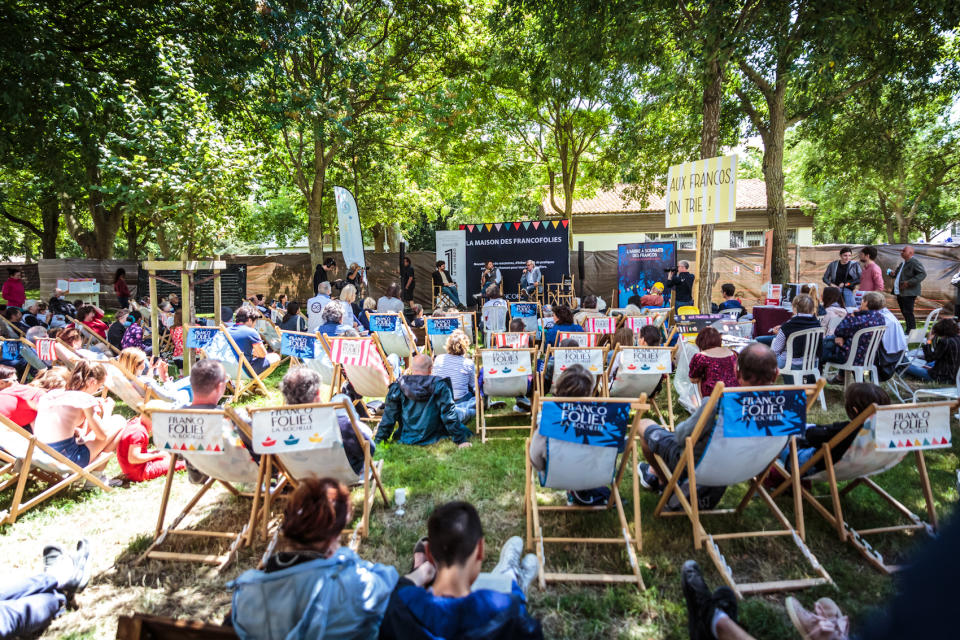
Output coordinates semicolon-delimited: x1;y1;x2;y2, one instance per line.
652;282;664;292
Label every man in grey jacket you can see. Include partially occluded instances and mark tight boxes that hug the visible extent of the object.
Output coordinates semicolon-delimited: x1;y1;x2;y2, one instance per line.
889;245;927;332
822;247;862;308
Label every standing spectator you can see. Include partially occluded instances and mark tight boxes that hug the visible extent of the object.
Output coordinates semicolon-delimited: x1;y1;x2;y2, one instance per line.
906;318;960;383
1;267;26;309
824;291;887;365
665;261;695;307
377;283;405;314
306;281;333;332
688;327;739;397
858;246;884;292
113;268;132;309
76;305;108;339
345;262;364;292
401;256;416;305
889;245;927;332
822;247;862;308
313;257;337;295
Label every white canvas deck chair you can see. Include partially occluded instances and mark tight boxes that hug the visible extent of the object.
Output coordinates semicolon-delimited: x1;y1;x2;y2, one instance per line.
482;305;508;347
607;345;675;429
138;408;281;571
247;400;389;554
0;414;112;525
476;348;538;442
525;395;649;589
543;345;608;397
368;313;418;362
458;311;478;345
778;327;827;410
327;335;396;420
254;317;283;355
490;332;534;349
69;316;120;356
509;302;540;334
102;362;152;412
583;316;617;335
0;315;24;339
193;326;281;400
912;362;960;405
18;336;53;381
823;325;885;386
653;381;834;598
425;316;462;355
771;399;959;574
279;329;335;386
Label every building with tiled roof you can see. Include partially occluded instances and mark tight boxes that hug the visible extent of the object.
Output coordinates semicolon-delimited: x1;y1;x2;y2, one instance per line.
540;178;815;250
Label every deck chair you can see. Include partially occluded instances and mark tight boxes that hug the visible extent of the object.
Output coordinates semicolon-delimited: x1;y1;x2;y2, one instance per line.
778;327;826;410
1;339;23;378
476;348;538;442
607;345;675;429
459;311;479;344
525;395;649;589
432;283;458;310
117;613;238;640
137;408;280;570
823;325;886;386
772;400;958;573
0;315;24;339
247;399;389;551
482;305;508;347
509;302;541;334
18;337;53;381
255;317;283;354
906;307;941;347
69;317;120;356
653;381;834;598
543;346;608;396
368;313;418;362
490;332;534;348
0;414;112;525
197;326;281;400
425;316;463;355
327;335;396;420
102;362;151;412
553;331;602;348
584;316;617;334
280;330;335;385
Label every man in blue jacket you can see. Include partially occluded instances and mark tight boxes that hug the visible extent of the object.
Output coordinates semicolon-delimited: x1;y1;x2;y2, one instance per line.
375;355;473;448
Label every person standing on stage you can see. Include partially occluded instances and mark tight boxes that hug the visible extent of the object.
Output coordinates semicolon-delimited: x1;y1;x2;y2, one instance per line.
519;260;542;300
401;257;416;305
822;247;861;308
432;261;465;310
664;261;695;308
889;245;926;332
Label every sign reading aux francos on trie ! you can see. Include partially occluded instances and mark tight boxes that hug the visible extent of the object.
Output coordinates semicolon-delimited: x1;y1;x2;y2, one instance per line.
664;155;738;228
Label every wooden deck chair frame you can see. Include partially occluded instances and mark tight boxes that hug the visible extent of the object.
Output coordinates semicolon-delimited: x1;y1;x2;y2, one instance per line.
367;312;418;363
652;380;834;598
542;331;604;358
0;314;25;339
489;331;535;349
432;282;458;310
458;310;479;345
68;316;121;356
525;394;649;589
0;414;112;525
542;345;609;397
137;408;283;571
327;334;396;422
424;316;464;356
770;399;959;574
277;329;336;391
247;399;390;557
108;361;157;410
255;316;286;358
606;344;676;429
476;347;539;442
117;613;239;640
517;282;544;304
203;325;281;401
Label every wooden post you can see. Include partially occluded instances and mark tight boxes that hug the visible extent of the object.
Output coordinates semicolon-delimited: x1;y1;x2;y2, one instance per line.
180;259;191;375
694;226;702;309
213;256;222;326
148;254;160;357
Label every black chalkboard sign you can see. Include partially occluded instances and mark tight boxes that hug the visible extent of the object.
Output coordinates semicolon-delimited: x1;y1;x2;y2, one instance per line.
137;264;246;315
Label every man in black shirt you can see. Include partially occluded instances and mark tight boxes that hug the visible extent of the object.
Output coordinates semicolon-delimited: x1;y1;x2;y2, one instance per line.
665;260;695;308
822;247;861;308
401;257;415;304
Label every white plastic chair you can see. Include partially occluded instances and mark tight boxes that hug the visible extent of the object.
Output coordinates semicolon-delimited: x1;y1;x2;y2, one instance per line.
913;364;960;410
778;327;826;410
823;325;886;386
482;306;508;347
906;307;942;346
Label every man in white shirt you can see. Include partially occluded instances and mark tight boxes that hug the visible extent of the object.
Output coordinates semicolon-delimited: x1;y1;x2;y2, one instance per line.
519;260;542;300
306;281;332;332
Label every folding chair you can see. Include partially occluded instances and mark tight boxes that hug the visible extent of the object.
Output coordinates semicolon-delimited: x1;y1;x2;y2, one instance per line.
368;313;418;362
911;362;960;405
552;331;602;348
772;400;959;573
459;311;479;345
823;325;886;386
432;283;457;310
583;316;617;335
19;337;51;381
676;305;700;315
517;280;544;304
102;362;153;412
69;317;120;356
425;316;463;355
0;414;112;525
0;315;24;339
1;338;23;379
778;327;826;410
482;305;508;347
476;348;538;442
542;345;608;397
279;329;335;386
327;335;396;421
255;316;283;354
607;345;675;429
906;307;942;347
195;326;282;401
137;408;281;571
490;332;534;349
555;274;575;307
653;381;834;598
525;395;649;589
247;399;389;554
509;302;541;335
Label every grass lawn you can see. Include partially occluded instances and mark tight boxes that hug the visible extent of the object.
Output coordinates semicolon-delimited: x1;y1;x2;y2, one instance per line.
1;361;957;639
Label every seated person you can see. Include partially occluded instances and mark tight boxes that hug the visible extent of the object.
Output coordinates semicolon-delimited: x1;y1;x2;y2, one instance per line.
279;367;375;474
376;283;405;314
541;338;581;396
115;347;190;404
317;301;347;337
639;283;665;308
636;343;780;500
2;306;28;337
120;310;152;354
543;304;582;348
379;501;542;640
820;286;847;337
609;325;664;390
410;303;426;328
58;326;107;362
106;310;129;351
769;293;822;369
228;478;430;639
688;327;738;398
170;310;185;369
604;326;635;367
375;355;473;448
277;301;307;332
33;361;125;466
715;283;744;315
76;305;109;340
823;291;886;365
23;325;52;368
432;260;464;309
540;305;555;332
357;296;377;331
227;307;281;374
117;399;187;482
906;317;960;382
0;365;67;430
573;295;599;326
432;329;476;425
21;300;48;328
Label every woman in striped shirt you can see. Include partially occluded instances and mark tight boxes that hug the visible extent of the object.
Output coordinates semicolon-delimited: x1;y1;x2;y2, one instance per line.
432;329;476;424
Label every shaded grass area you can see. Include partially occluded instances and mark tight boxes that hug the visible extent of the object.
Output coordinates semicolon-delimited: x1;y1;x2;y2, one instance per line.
1;361;957;639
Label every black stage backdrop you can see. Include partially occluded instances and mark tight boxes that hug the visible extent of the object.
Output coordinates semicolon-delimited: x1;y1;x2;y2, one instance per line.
461;220;570;301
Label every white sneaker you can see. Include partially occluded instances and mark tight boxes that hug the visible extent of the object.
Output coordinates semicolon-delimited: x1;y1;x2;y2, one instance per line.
491;536;524;578
516;553;540;595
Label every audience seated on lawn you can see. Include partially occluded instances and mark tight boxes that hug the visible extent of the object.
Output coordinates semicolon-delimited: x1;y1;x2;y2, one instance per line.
609;325;664;395
228;307;281;374
636;342;780;506
820;286;847;337
432;329;476;425
106;309;129;351
541;338;582;395
715;283;744;314
409;303;426;328
279;367;375;474
306;281;333;331
317;301;347;337
375;354;473;448
906;317;960;382
358;296;377;330
120;310;151;354
0;365;67;430
769;293;822;369
76;304;108;339
688;327;738;398
823;291;886;365
377;283;405;314
572;295;599;326
23;325;51;367
483;285;508;310
3;306;28;337
378;501;542;640
604;326;634;367
115;347;190;404
117;399;186;483
33;360;125;467
228;478;429;640
278;301;307;332
59;326;107;362
543;304;582;348
21;300;47;328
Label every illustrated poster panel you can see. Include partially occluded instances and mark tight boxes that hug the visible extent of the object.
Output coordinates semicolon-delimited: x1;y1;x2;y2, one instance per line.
617;242;677;306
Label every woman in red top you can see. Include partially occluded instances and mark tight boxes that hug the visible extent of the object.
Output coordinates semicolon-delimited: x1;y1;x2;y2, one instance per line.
117;399;185;482
77;304;109;339
858;246;884;292
688;327;739;398
113;268;131;309
0;366;69;429
1;268;26;309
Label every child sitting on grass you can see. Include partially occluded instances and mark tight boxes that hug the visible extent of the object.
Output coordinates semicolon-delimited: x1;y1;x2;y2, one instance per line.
117;399;186;482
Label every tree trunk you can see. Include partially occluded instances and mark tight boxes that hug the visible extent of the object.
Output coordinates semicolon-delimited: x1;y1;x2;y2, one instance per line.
307;169;326;271
125;213;139;259
373;224;385;252
697;56;724;310
761;87;790;284
386;225;399;253
80;157;121;258
38;190;60;258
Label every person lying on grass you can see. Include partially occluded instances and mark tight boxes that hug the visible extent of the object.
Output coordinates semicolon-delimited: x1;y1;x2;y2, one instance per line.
227;477;433;640
117;399;186;483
